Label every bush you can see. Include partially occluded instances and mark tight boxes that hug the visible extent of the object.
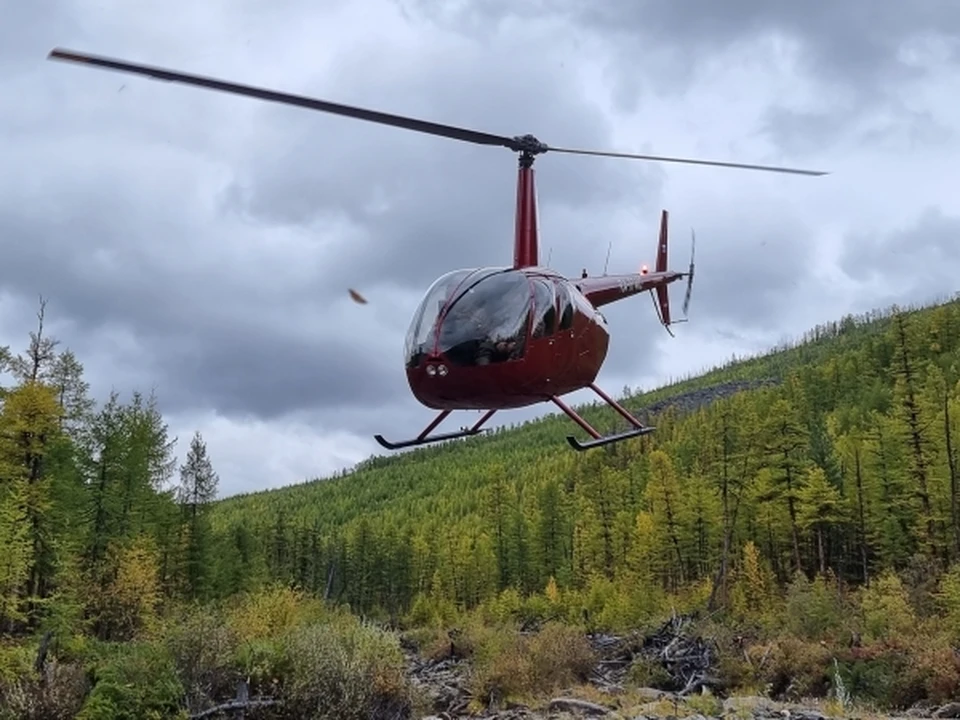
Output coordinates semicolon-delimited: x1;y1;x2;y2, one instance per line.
280;616;411;720
469;622;595;703
783;572;848;641
858;570;916;643
75;642;185;720
163;605;241;713
0;658;89;720
750;636;833;700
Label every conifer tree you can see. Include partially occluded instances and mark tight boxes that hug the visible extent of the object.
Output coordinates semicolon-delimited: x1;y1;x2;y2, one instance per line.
177;431;219;600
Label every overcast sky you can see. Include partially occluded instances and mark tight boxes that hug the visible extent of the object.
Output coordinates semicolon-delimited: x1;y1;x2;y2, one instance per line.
2;0;959;497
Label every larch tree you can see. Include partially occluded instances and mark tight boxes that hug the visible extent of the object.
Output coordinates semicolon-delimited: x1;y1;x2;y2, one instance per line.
177;431;219;600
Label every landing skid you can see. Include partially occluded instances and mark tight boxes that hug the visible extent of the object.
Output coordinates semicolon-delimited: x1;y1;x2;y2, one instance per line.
551;382;655;451
374;408;497;450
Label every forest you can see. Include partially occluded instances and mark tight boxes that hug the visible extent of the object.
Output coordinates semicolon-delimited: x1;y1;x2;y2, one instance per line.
3;293;960;718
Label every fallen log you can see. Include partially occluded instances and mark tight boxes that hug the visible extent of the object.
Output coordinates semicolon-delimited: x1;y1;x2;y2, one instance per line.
548;697;611;715
189;698;281;719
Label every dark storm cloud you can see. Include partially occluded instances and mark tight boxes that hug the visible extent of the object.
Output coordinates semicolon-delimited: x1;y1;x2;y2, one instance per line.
685;204;818;331
759;103;956;158
0;135;399;419
153;325;397;418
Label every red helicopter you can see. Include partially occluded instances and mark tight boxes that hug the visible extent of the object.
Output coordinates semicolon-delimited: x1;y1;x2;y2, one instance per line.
47;48;827;451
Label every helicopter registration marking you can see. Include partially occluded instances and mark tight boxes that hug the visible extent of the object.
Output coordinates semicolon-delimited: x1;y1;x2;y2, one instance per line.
617;277;644;293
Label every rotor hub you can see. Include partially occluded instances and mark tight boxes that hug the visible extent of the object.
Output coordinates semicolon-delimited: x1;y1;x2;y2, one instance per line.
510;134;549;156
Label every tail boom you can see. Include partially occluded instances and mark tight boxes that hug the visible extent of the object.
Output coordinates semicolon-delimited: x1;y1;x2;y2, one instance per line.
573;208;694;334
577;271;682;308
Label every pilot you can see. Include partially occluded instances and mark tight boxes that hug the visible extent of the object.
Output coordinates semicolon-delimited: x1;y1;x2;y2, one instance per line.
469;305;496;364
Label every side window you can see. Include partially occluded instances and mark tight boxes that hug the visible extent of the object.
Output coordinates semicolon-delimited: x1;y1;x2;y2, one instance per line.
531;279;556;339
557;281;574;331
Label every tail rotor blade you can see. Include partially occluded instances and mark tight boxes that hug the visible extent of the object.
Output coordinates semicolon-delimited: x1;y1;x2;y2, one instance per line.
682;229;695;316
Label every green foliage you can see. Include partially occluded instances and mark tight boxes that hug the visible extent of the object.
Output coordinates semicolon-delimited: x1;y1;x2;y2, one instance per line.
858;570;916;643
8;289;960;712
280;617;411;720
935;562;960;642
783;572;846;641
76;642;185;720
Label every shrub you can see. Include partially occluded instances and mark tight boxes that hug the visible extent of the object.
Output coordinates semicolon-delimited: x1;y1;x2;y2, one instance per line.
783;572;847;641
626;656;672;689
280;616;411;720
75;642;185;720
858;570;916;643
469;621;595;703
750;636;832;700
0;658;89;720
225;584;326;646
163;605;241;713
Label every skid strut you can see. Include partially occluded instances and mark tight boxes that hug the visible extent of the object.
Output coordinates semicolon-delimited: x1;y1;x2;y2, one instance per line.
374;408;497;450
551;382;655;451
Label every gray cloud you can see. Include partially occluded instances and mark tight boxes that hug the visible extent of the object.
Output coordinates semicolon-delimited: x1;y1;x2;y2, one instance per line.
0;137;401;419
840;207;960;301
223;36;666;290
561;0;959;88
551;0;960;151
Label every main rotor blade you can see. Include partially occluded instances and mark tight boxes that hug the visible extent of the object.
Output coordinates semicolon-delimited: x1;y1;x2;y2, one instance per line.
547;145;828;176
47;48;517;150
47;48;831;176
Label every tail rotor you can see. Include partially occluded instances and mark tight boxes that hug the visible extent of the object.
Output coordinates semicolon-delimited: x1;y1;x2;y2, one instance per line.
681;229;696;317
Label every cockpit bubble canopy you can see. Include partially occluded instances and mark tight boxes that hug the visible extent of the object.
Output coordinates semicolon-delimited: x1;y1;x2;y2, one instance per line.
404;267;533;368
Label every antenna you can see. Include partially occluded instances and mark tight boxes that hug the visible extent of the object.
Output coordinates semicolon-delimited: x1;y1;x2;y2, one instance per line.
603;241;612;276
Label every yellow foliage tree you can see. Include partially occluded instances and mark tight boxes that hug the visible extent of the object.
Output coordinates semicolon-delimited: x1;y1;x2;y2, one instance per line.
0;482;31;627
730;540;774;620
0;381;63;612
91;534;163;641
936;563;960;643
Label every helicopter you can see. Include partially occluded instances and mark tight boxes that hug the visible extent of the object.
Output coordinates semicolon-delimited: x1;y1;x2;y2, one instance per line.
47;48;827;451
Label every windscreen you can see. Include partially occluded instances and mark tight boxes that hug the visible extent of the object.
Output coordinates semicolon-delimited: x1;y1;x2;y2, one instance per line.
437;270;532;366
404;267;507;367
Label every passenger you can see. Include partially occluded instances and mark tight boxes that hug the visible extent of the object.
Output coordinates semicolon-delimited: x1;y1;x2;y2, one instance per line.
494;338;521;362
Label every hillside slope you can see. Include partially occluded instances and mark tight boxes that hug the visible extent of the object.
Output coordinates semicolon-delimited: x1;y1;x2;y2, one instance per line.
208;294;960;627
5;295;960;716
